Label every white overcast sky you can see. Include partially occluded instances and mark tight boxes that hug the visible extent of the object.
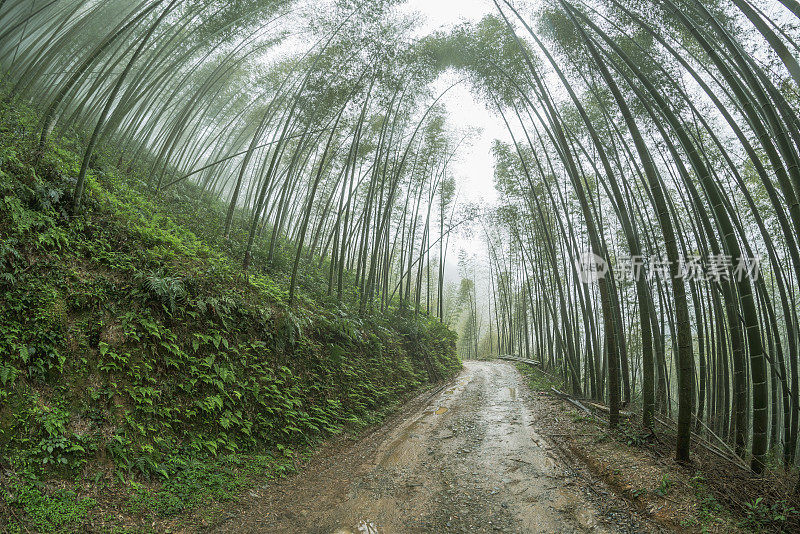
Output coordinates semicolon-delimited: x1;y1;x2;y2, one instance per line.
396;0;513;316
399;0;507;210
401;0;497;36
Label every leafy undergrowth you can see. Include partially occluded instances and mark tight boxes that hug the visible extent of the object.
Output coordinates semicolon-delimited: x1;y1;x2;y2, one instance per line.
514;359;563;392
0;99;461;532
516;362;798;533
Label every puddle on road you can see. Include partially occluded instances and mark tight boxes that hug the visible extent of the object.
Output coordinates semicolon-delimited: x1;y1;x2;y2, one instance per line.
333;520;380;534
379;420;423;466
434;406;448;415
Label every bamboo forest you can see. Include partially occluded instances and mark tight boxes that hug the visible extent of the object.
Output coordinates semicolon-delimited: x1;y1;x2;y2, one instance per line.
4;0;800;532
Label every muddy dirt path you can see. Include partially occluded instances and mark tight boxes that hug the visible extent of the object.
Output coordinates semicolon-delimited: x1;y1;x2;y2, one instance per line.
210;361;654;533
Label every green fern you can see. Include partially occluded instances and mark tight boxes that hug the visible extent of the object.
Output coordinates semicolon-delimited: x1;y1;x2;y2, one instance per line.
137;270;187;315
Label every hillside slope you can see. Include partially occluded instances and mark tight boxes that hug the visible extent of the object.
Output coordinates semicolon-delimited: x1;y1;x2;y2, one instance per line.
0;100;461;532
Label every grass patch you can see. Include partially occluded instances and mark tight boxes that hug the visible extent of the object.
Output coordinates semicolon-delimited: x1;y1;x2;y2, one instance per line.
2;479;97;533
125;453;295;521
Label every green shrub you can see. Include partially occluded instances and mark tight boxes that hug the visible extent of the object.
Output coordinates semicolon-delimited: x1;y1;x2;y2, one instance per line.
742;496;797;531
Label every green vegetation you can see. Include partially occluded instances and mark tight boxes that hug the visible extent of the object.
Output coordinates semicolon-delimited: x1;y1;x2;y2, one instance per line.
5;0;800;528
687;472;725;531
2;482;97;533
617;422;649;448
742;497;798;532
653;474;672;497
124;453;295;522
514;362;563;392
0;99;460;531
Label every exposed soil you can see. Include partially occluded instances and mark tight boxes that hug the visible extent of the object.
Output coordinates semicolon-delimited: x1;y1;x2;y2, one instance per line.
513;371;743;534
207;361;658;533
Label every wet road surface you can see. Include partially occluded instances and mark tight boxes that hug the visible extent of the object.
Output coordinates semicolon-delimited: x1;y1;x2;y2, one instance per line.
212;361;624;533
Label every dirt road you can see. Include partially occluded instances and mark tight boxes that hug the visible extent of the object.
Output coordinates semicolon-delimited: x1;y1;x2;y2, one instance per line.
211;361;652;533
